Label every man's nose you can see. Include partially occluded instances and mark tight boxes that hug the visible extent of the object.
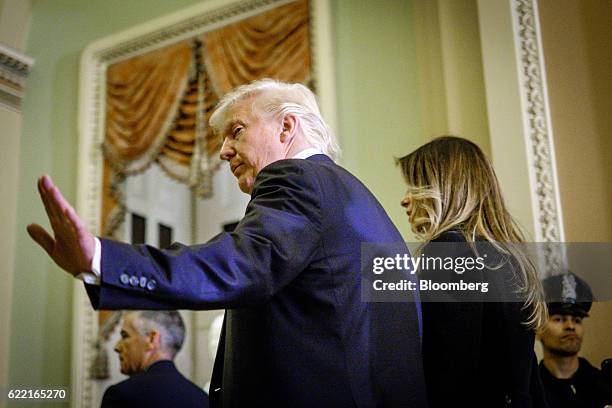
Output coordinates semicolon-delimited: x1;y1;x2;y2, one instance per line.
401;196;410;208
220;139;234;161
564;318;576;330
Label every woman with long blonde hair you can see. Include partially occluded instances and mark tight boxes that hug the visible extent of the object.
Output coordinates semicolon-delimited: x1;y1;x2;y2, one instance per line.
397;136;547;407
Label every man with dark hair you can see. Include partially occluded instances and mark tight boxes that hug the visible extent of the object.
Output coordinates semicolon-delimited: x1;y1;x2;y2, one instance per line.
102;311;208;408
538;272;612;408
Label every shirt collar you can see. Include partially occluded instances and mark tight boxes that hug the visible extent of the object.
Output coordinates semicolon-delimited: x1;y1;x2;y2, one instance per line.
291;147;325;159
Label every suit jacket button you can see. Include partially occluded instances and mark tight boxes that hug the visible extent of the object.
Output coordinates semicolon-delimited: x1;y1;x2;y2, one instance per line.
129;276;139;287
139;277;147;288
120;273;129;285
146;279;157;291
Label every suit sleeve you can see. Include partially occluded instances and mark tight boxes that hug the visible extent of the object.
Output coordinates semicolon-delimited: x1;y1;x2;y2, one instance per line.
86;160;322;310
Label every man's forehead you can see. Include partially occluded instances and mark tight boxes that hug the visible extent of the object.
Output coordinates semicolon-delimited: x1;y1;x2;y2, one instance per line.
226;94;262;120
216;102;253;140
549;313;583;319
122;315;137;331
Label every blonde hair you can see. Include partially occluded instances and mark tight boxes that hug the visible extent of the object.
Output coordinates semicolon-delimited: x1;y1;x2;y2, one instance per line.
209;79;340;161
397;136;547;329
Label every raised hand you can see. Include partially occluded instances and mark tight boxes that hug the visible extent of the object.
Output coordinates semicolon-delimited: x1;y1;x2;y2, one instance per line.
27;175;96;276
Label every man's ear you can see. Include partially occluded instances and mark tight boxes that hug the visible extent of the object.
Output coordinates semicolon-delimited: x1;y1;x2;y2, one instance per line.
279;114;298;143
145;330;161;352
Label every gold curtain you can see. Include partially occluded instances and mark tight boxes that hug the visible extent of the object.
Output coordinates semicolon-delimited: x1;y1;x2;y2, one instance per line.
100;0;311;237
104;41;193;174
203;0;311;96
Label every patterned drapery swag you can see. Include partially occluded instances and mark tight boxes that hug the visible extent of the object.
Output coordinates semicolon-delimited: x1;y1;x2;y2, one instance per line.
100;0;311;236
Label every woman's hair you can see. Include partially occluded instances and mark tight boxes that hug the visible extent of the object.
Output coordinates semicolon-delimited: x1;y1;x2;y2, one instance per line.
396;136;547;329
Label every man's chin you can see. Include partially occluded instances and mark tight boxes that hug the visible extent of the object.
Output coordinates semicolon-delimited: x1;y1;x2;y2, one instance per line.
238;178;254;194
551;346;580;357
118;364;132;376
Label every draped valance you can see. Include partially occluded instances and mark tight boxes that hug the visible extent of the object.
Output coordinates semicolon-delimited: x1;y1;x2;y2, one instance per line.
203;0;312;96
100;0;311;236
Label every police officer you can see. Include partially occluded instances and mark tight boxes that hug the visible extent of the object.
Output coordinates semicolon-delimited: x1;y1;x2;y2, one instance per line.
537;272;612;408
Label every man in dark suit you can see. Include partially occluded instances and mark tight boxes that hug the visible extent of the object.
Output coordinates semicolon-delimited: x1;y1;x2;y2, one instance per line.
28;79;426;407
102;310;208;407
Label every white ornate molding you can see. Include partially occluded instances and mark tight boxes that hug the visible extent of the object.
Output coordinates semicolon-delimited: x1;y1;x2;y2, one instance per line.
73;1;336;407
511;0;565;271
511;0;564;243
0;43;34;110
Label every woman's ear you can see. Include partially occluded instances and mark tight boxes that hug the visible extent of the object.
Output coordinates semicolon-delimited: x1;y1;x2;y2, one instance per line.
279;114;298;143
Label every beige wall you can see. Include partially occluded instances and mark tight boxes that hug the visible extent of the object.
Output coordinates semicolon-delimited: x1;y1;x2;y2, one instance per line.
0;0;29;50
538;0;612;366
0;0;31;392
334;0;424;239
0;109;21;393
413;0;490;155
477;0;537;239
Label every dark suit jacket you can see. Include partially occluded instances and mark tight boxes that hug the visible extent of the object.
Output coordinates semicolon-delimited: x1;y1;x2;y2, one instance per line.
419;231;547;408
87;155;426;408
539;357;612;408
101;360;208;408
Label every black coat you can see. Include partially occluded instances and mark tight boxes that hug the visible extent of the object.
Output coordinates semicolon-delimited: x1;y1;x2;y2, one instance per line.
539;358;612;408
101;360;208;408
87;155;426;408
419;231;548;408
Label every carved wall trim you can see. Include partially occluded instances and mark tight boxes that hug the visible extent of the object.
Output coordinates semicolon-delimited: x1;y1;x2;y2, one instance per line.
0;43;34;110
511;0;565;273
73;1;335;407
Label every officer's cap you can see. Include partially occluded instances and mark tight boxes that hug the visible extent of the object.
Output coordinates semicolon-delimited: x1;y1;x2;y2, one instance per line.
542;272;593;317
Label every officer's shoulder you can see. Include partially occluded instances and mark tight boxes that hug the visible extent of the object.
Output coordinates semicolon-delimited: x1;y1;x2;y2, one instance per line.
578;357;601;374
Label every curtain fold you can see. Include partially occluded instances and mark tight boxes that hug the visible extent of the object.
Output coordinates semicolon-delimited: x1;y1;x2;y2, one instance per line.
203;0;311;96
103;41;193;174
100;0;311;238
